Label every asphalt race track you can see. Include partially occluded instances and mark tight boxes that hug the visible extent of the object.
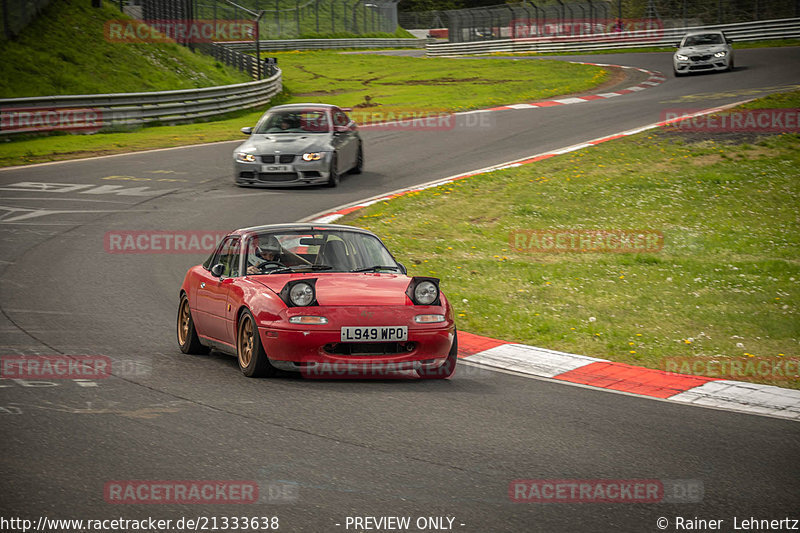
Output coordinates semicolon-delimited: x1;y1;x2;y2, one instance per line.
1;47;799;532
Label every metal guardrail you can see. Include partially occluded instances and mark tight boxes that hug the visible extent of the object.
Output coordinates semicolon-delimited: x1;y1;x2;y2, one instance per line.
0;70;282;136
221;37;428;51
426;18;800;56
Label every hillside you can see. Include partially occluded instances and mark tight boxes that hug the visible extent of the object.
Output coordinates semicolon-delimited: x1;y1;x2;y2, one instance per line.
0;0;251;98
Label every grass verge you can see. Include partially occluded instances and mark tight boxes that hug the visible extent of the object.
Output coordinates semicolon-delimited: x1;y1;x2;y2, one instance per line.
0;51;607;167
0;0;250;97
339;91;800;388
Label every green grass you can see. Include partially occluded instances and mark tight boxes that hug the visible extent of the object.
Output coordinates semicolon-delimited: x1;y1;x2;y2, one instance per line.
477;38;800;57
339;92;800;388
0;0;250;97
0;51;606;166
268;50;607;118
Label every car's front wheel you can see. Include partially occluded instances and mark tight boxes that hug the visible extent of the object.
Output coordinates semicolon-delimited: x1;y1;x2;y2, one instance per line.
177;294;209;355
352;144;363;174
417;329;458;379
326;154;339;188
237;309;277;378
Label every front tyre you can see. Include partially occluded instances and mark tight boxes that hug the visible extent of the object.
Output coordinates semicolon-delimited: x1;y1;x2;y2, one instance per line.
326;153;340;188
237;309;277;378
177;294;209;355
352;144;364;174
416;329;458;379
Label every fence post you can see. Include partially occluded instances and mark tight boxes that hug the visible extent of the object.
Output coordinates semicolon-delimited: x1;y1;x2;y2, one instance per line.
275;0;280;37
255;10;265;79
2;0;10;39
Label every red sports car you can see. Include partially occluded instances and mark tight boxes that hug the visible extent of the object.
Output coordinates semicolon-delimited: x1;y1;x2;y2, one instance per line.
177;224;457;379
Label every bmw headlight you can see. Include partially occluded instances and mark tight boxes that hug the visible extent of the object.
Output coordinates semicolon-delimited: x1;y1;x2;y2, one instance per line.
713;51;727;58
289;282;315;307
236;152;257;163
676;53;688;61
302;152;322;161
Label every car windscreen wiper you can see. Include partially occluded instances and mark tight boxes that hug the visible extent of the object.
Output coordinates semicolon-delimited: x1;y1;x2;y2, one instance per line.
266;264;334;275
350;265;402;273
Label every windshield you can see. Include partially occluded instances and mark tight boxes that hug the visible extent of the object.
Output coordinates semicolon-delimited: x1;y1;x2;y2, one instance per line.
244;229;400;275
254;109;331;134
683;33;724;46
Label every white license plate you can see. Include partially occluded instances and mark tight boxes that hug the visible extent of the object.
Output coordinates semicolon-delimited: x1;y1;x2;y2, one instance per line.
341;326;408;342
261;164;292;172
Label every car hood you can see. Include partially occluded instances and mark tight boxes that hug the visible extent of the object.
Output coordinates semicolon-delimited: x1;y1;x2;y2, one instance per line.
237;134;333;155
677;45;728;55
254;273;414;306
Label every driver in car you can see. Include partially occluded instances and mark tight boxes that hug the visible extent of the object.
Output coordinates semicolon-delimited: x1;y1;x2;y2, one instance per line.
246;235;308;274
247;236;283;274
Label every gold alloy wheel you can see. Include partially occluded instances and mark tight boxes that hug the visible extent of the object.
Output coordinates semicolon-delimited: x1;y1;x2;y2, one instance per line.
238;316;254;368
178;298;190;345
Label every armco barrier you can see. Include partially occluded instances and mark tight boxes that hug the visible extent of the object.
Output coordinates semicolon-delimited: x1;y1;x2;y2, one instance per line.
221;37;428;51
426;18;800;56
0;70;281;136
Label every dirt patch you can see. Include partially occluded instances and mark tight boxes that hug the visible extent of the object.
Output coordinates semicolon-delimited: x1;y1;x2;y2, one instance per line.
386;77;517;86
689;153;724;166
654;129;786;146
294;89;347;97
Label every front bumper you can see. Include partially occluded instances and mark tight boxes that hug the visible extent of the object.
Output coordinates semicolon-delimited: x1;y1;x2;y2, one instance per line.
674;55;730;74
258;305;455;374
234;153;331;187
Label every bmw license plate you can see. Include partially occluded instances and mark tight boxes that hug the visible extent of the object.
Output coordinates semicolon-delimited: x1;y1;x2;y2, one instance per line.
341;326;408;342
261;164;292;172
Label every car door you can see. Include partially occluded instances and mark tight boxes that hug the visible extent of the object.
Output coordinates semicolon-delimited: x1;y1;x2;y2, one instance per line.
332;109;358;170
194;237;241;346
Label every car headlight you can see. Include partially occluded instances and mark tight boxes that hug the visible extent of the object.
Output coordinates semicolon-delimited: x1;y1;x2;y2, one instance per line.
302;152;322;161
289;282;315;307
414;282;438;305
714;51;727;58
676;53;688;61
236;152;256;163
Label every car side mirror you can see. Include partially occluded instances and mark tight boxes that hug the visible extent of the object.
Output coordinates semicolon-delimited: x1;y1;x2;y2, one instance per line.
397;263;407;275
727;38;734;44
241;127;253;135
210;263;225;277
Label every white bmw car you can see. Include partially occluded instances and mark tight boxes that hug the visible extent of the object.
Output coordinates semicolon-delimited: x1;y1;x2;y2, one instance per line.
673;31;734;77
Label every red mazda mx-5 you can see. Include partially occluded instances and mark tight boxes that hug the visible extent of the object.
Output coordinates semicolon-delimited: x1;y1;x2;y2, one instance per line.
177;224;457;379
